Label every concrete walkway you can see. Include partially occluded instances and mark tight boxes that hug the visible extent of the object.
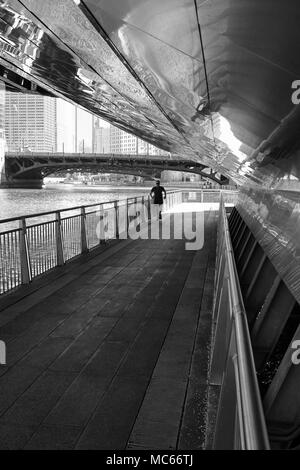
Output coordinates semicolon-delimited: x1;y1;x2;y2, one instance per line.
0;210;217;449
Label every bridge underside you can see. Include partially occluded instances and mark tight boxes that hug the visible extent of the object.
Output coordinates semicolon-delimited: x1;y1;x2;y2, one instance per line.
4;153;229;188
0;0;298;190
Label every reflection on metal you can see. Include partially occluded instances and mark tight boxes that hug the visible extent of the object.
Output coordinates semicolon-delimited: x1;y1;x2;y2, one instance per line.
0;0;298;187
237;188;300;306
211;197;270;450
228;207;300;450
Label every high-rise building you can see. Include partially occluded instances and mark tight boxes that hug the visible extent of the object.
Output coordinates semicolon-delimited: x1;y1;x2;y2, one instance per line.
110;126;138;154
5;92;57;152
0;82;6;184
56;98;76;153
93;118;111;153
110;125;169;157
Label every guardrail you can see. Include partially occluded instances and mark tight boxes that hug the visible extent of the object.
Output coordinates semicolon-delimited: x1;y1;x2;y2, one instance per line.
0;190;183;295
182;189;238;204
210;197;270;449
0;189;238;296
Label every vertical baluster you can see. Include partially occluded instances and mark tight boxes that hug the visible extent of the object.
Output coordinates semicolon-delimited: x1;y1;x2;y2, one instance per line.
81;207;88;254
126;199;129;237
99;204;103;245
5;232;8;291
46;224;49;269
86;212;89;249
147;195;151;221
19;218;31;284
41;224;44;275
1;233;4;292
141;196;145;223
114;201;119;239
55;212;64;266
6;232;9;291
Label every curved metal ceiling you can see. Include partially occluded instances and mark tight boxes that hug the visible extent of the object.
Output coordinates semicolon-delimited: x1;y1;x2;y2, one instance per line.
0;0;299;187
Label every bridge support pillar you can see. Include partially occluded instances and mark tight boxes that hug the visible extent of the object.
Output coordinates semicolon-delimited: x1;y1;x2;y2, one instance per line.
0;178;44;189
1;178;43;189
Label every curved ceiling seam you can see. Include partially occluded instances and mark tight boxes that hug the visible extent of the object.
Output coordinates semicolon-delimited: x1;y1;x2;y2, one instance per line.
193;0;217;146
78;0;192;146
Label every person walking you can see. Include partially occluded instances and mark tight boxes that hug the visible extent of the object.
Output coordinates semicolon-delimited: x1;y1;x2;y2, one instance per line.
150;180;166;220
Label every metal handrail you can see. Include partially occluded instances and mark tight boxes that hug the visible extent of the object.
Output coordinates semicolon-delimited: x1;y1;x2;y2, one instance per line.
211;197;270;450
0;190;182;225
0;190;182;295
0;189;237;296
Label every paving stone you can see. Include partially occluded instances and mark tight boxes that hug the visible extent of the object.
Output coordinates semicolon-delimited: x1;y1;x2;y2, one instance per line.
50;317;118;372
76;375;150;450
50;299;110;338
0;365;43;415
0;209;218;450
43;340;130;428
127;420;180;450
0;422;36;449
1;370;77;425
117;318;171;378
44;374;108;427
24;425;82;450
19;336;72;369
6;315;70;365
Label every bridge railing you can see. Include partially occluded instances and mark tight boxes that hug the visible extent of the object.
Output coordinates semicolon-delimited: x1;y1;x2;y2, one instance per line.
0;190;182;295
210;196;270;449
181;189;238;204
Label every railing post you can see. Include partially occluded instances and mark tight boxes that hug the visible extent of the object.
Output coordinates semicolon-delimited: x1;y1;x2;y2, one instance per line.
99;204;105;245
147;195;151;220
125;198;129;237
141;196;145;223
81;207;88;253
55;211;64;266
19;218;31;284
114;201;119;239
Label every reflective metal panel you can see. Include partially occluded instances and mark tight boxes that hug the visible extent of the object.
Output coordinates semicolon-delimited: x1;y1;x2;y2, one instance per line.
237;188;300;305
0;0;299;188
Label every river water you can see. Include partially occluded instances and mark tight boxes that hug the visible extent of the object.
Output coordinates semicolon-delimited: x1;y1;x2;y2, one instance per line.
0;184;150;220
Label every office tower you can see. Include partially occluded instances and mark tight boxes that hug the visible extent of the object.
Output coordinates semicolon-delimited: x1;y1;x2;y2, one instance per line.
5;92;57;152
110;126;138;154
0;81;6;183
56;98;76;153
110;125;169;156
93;118;111;153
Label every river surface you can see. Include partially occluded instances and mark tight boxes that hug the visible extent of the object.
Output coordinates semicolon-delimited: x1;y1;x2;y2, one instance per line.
0;184;151;220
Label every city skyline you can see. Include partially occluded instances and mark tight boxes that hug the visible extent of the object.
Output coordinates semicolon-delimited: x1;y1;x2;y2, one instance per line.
3;92;202;183
5;92;169;156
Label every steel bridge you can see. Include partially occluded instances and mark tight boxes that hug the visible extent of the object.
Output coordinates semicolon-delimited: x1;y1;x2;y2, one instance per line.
3;152;229;188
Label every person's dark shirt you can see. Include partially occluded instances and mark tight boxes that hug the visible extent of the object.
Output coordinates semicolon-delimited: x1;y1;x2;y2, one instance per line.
150;186;166;205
